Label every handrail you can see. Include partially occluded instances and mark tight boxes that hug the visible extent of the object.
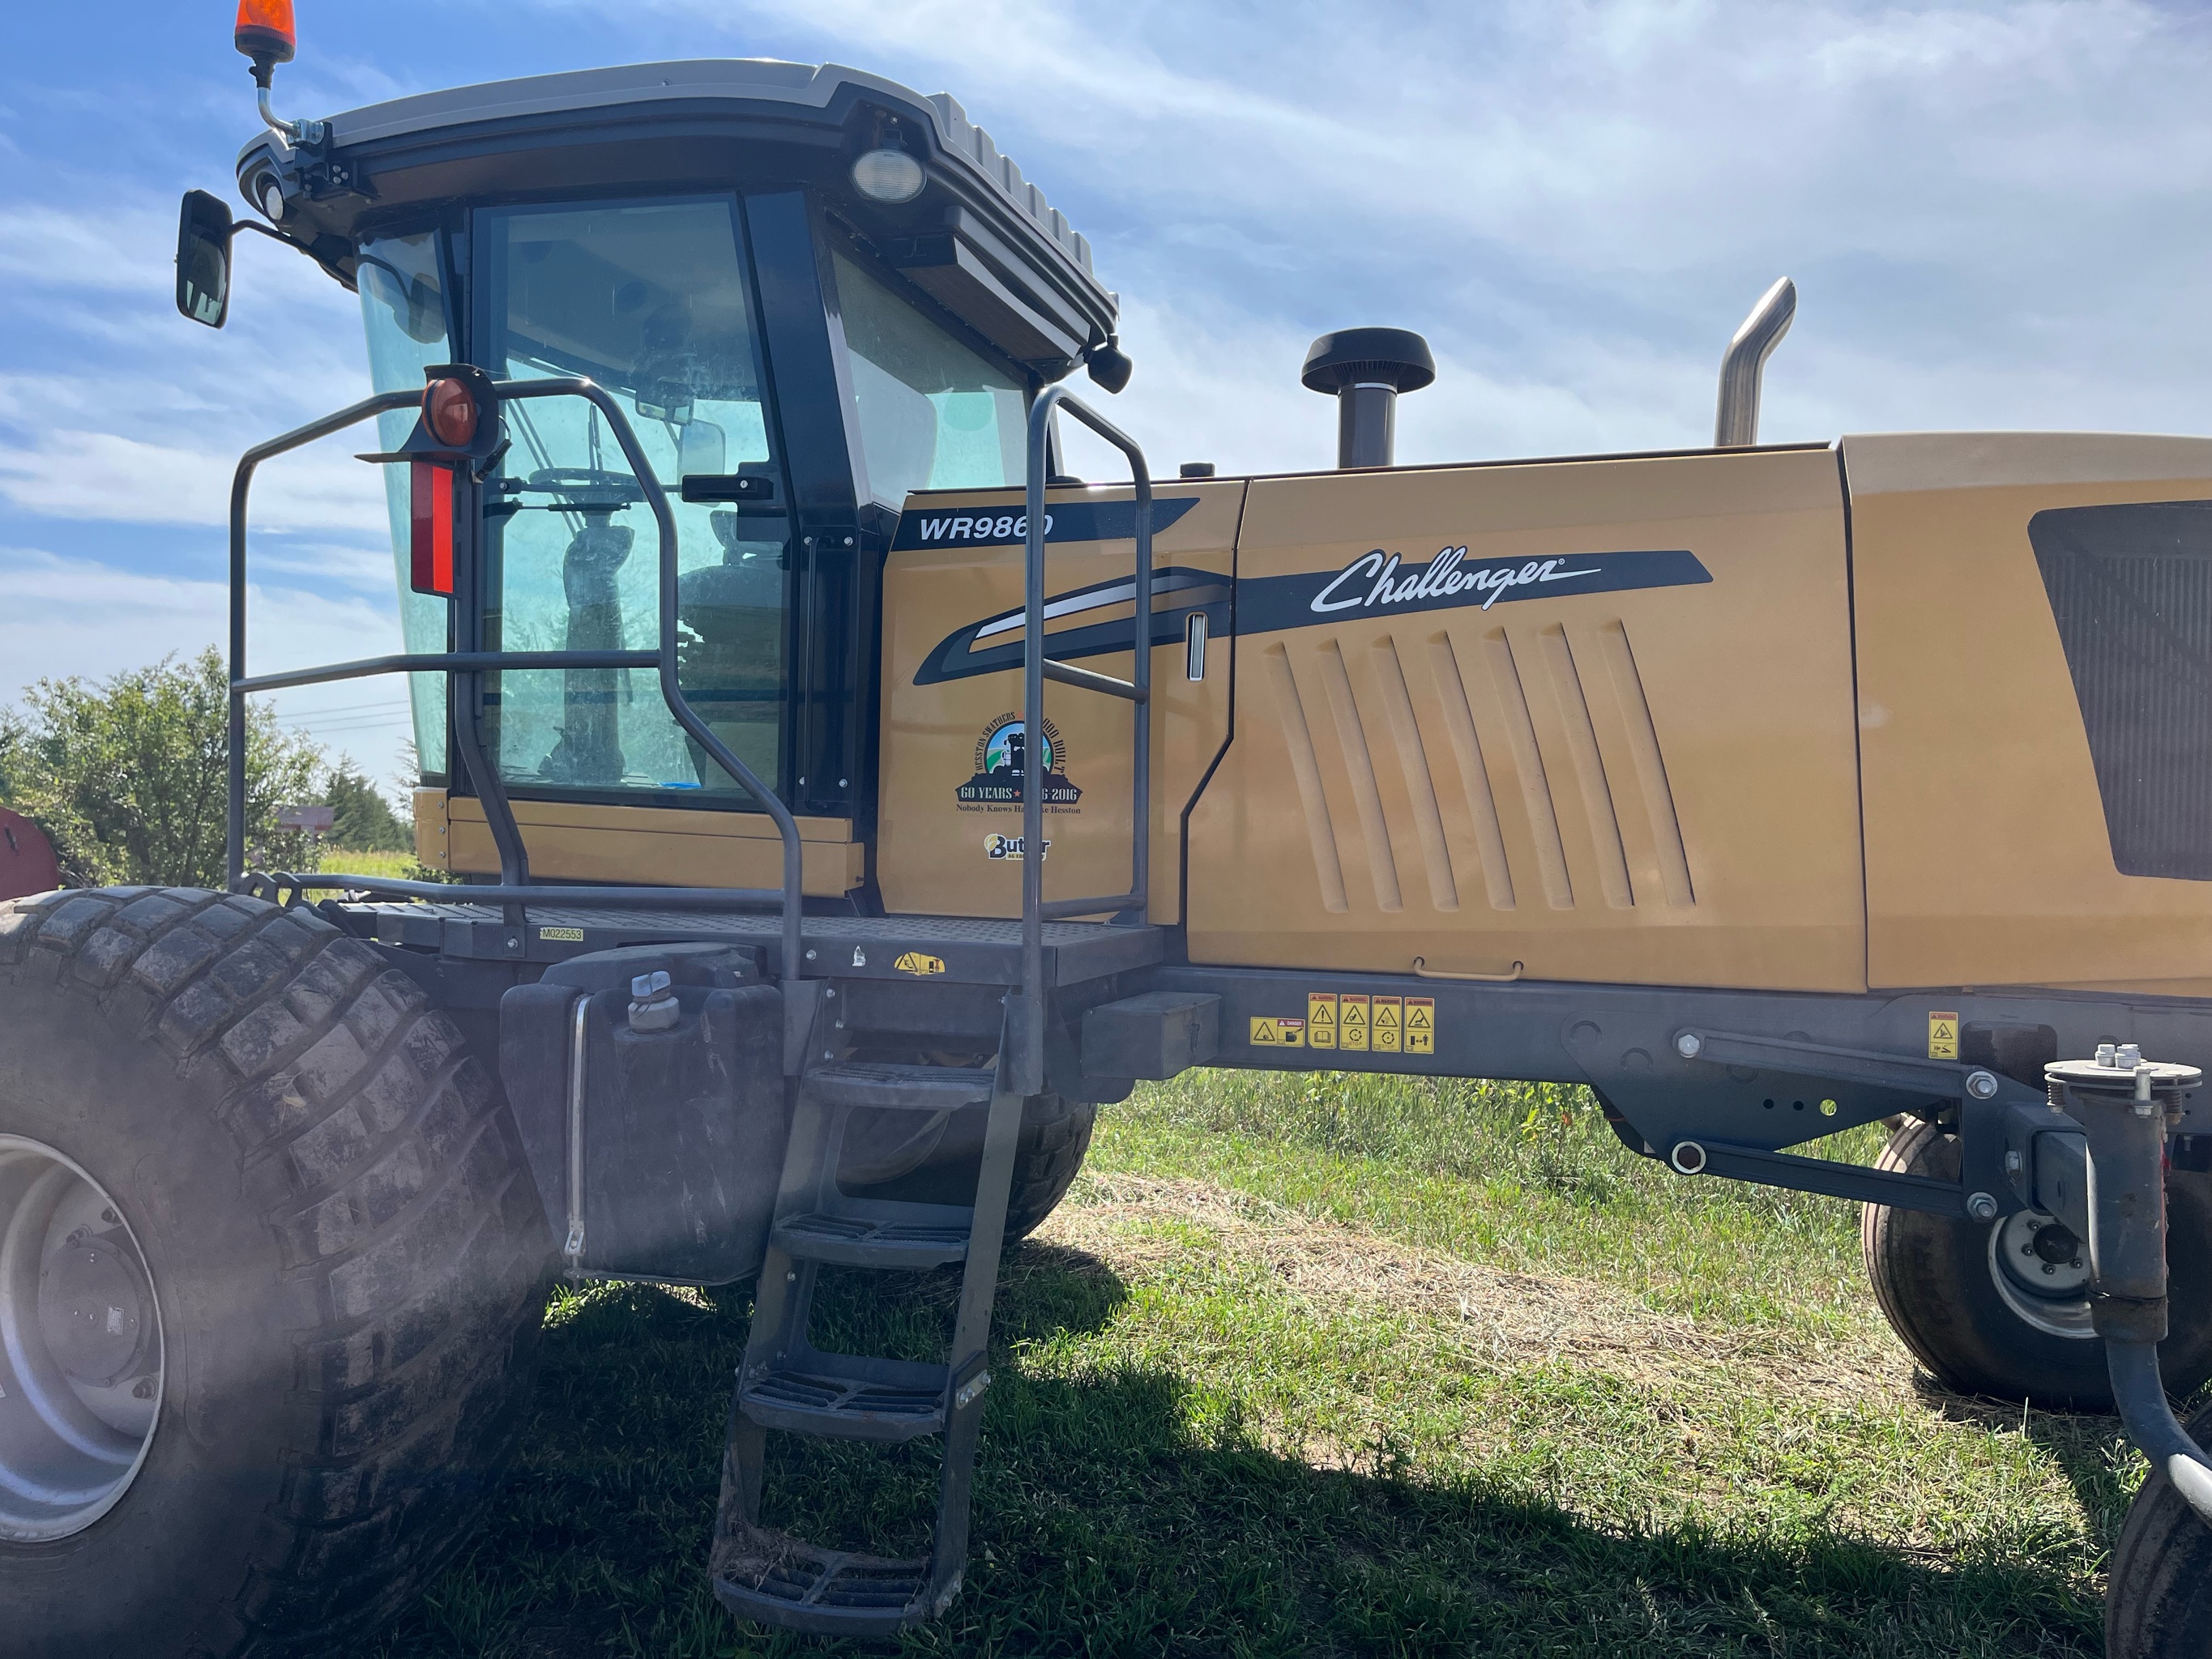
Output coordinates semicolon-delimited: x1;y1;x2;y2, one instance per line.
1014;386;1153;1094
225;377;807;985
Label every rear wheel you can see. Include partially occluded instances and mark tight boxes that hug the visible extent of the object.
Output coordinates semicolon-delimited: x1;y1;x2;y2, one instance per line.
1861;1118;2212;1408
0;888;550;1656
2106;1399;2212;1659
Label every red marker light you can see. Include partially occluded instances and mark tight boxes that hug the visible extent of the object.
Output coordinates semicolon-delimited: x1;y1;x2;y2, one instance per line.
235;0;297;66
410;458;455;597
423;377;479;449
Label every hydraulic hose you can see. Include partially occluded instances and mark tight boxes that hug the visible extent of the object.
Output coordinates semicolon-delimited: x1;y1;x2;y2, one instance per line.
2106;1337;2212;1528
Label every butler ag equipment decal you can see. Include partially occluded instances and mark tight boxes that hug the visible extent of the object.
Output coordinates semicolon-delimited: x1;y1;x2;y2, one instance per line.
1236;545;1712;635
957;714;1080;812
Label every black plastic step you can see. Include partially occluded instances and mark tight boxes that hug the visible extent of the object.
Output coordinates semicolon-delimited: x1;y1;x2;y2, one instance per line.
712;1525;944;1637
774;1211;970;1269
738;1352;950;1442
802;1062;997;1114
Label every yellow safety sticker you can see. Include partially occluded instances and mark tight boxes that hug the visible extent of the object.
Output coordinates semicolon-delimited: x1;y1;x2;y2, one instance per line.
1339;993;1370;1052
1307;992;1339;1049
1928;1011;1958;1060
1250;1016;1306;1047
1373;995;1403;1054
538;927;585;943
895;951;947;977
1406;996;1436;1055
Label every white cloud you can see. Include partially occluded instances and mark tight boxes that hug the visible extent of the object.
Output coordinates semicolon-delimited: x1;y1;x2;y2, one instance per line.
0;427;389;530
612;0;2212;448
0;546;414;780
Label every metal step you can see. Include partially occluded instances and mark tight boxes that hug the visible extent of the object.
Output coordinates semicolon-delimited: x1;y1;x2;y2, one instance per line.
737;1350;960;1442
802;1061;997;1113
712;1525;945;1638
773;1211;971;1270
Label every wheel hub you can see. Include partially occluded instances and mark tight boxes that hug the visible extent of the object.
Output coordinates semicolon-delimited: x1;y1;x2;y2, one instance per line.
0;1135;164;1542
1988;1206;2095;1339
39;1226;155;1389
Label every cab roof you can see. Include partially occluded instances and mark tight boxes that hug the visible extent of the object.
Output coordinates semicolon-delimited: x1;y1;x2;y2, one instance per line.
237;58;1117;376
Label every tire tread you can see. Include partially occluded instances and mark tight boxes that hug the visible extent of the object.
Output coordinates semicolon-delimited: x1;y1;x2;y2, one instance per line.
0;886;546;1653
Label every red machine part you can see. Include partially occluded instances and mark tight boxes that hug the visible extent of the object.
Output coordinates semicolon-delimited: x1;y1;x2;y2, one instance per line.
0;808;59;901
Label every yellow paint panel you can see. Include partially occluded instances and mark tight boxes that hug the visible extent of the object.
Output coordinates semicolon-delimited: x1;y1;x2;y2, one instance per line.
874;481;1243;922
1185;448;1864;991
1847;436;2212;992
430;791;862;896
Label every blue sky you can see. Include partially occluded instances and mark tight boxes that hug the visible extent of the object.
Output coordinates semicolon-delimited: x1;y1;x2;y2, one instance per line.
2;1;2210;788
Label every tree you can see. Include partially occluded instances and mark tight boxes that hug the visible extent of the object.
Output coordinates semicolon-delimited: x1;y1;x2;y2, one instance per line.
0;649;325;889
327;761;411;852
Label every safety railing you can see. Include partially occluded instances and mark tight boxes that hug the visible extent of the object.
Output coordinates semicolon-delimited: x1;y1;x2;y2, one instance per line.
225;377;805;982
1010;386;1153;1094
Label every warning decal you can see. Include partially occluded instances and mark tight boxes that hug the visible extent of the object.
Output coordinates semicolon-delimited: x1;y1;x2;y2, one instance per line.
1307;992;1339;1049
1339;994;1371;1052
1294;989;1445;1056
1928;1012;1959;1061
1251;1016;1306;1047
1406;996;1435;1055
1373;996;1403;1054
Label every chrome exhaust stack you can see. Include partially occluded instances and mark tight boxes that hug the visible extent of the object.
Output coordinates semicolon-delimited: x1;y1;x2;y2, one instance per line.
1713;277;1796;447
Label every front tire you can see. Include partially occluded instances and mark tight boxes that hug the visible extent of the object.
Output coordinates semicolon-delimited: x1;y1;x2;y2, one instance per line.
2106;1399;2212;1659
1862;1118;2212;1409
0;888;549;1656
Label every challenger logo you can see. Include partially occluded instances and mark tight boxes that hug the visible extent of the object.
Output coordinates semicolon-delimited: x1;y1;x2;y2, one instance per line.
955;714;1080;812
1233;546;1714;634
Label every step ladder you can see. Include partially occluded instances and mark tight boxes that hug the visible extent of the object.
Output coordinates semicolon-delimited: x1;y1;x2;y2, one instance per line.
709;1051;1027;1636
711;385;1155;1636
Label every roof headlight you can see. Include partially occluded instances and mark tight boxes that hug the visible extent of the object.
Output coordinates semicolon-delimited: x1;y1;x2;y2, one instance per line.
851;147;925;205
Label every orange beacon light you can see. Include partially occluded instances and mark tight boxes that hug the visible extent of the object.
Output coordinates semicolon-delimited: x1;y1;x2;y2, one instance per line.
235;1;297;75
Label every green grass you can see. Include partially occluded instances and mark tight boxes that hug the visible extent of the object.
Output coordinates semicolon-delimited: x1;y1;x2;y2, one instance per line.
316;847;414;876
344;1073;2153;1657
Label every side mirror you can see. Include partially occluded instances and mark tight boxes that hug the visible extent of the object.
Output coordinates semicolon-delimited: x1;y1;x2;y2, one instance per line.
177;190;234;328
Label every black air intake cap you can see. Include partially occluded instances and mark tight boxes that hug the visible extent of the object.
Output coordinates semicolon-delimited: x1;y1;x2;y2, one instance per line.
1300;327;1436;394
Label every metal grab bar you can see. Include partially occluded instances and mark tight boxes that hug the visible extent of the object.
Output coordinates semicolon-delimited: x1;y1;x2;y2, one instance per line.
1013;387;1154;1094
235;649;655;695
225;377;807;986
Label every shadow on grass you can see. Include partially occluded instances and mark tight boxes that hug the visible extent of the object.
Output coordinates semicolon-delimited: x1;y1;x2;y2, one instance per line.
343;1240;2105;1659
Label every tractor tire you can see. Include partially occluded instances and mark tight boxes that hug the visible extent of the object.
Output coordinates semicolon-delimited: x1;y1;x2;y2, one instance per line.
1861;1117;2212;1409
843;1093;1095;1243
0;887;550;1657
2105;1397;2212;1659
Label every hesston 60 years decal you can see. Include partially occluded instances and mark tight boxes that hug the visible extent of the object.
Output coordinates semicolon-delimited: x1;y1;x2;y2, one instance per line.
957;714;1080;813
